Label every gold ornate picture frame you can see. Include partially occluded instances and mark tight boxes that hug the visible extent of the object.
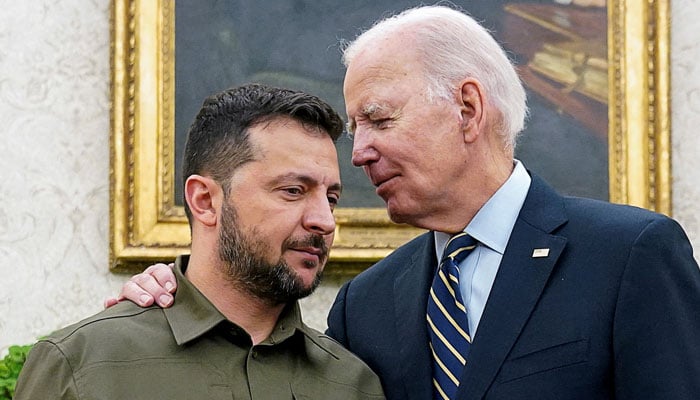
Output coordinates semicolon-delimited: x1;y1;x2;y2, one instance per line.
110;0;670;273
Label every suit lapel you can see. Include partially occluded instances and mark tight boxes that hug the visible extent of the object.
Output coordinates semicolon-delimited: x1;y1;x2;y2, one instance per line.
458;175;569;399
394;233;436;400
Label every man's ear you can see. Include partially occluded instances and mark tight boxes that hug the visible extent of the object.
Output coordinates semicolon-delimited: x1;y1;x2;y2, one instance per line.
184;175;221;227
458;78;485;143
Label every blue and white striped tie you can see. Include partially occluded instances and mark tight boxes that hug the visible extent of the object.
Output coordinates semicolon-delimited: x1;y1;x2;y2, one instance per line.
426;232;477;400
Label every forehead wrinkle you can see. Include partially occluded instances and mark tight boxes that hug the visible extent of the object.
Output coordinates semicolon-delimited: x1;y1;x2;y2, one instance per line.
348;61;398;96
345;62;398;132
355;66;403;112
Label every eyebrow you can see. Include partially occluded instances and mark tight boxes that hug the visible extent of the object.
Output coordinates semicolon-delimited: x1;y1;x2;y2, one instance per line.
362;102;385;116
347;102;387;134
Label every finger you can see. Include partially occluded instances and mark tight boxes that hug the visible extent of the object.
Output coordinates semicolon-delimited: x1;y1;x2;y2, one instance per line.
131;274;173;307
143;262;178;294
131;272;174;307
119;279;160;307
103;297;119;309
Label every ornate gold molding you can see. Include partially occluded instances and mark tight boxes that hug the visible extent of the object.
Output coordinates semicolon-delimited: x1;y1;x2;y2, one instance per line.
608;0;671;214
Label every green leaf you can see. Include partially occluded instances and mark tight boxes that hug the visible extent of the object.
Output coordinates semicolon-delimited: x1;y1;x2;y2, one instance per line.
0;342;35;400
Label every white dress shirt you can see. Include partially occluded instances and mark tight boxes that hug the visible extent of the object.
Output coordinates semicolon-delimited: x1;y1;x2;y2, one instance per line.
434;160;531;337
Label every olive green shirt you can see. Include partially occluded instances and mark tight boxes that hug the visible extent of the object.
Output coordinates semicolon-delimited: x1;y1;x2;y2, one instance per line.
15;256;384;399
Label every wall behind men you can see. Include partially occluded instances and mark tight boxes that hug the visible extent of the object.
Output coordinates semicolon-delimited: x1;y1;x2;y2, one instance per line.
1;0;698;354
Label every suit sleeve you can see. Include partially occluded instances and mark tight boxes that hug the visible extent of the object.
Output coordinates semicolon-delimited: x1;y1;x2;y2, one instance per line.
326;280;351;347
613;217;700;399
14;340;79;399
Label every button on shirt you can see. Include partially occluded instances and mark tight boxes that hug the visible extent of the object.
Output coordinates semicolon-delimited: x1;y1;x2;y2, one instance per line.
434;160;531;337
15;256;385;400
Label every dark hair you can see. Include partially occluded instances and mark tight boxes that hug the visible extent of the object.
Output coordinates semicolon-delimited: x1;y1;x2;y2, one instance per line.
182;83;344;223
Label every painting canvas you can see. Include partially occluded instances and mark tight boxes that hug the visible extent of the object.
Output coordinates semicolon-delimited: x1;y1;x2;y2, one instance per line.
173;0;609;209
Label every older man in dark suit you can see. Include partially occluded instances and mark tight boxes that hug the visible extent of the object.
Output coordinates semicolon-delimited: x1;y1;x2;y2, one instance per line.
326;5;699;399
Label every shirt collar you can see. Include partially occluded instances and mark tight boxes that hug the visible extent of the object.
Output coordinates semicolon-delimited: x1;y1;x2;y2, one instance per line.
164;255;228;345
434;160;531;259
164;255;310;346
262;301;308;345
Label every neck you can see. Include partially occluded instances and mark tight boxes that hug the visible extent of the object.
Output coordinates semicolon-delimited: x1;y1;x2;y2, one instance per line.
424;158;515;234
185;253;285;345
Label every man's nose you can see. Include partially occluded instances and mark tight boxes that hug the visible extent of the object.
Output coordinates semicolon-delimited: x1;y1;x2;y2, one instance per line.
303;198;336;236
350;130;379;167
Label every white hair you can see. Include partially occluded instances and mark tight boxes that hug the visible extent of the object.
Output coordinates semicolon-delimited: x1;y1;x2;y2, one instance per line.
342;5;528;150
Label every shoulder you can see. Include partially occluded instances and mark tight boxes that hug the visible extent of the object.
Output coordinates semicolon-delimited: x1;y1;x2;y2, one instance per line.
555;197;697;278
563;195;658;219
561;196;679;237
300;324;366;361
39;301;168;365
46;301;163;341
528;172;675;236
17;302;170;398
332;231;433;309
528;172;668;230
525;173;672;234
298;326;384;396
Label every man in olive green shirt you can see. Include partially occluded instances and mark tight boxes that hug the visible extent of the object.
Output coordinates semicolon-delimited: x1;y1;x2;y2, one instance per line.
16;256;381;399
15;84;384;400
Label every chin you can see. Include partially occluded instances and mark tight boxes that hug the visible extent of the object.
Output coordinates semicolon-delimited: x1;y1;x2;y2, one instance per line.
387;210;414;227
288;254;321;270
386;202;427;229
292;261;321;280
296;270;324;298
385;200;410;224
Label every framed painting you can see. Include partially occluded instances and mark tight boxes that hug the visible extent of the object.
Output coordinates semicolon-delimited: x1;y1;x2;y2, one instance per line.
110;0;670;274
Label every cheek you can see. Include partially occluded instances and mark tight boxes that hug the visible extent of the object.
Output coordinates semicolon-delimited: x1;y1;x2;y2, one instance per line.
272;216;301;240
240;199;300;227
243;209;298;243
401;142;453;187
325;233;335;247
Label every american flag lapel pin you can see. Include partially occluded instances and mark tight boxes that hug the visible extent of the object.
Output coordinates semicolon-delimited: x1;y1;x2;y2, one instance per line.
532;248;550;258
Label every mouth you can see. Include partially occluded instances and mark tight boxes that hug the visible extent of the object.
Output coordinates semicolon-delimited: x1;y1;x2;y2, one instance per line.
284;234;329;268
290;247;326;266
370;170;398;189
372;174;399;198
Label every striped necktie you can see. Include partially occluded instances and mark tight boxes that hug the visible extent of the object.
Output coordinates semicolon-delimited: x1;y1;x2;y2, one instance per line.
426;232;477;400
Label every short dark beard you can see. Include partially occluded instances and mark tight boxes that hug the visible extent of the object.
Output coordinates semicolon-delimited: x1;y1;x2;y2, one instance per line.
217;200;326;305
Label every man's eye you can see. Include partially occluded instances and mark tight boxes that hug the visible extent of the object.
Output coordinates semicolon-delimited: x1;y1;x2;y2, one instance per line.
328;196;339;211
284;187;303;195
372;118;391;128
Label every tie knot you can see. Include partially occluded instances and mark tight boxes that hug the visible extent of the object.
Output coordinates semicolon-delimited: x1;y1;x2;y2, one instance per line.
441;232;477;265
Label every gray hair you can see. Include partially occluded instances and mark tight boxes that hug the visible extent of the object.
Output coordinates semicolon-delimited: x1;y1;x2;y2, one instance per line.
342;5;528;150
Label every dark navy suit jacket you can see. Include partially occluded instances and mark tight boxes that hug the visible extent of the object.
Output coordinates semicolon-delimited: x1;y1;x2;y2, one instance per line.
327;174;700;399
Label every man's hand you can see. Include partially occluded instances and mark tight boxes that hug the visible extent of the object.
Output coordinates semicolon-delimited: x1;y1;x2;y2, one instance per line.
103;263;178;308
